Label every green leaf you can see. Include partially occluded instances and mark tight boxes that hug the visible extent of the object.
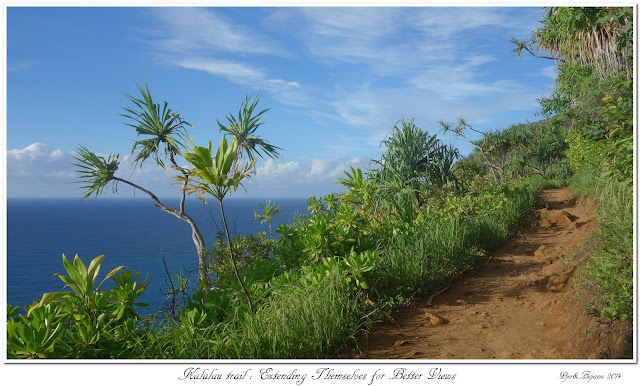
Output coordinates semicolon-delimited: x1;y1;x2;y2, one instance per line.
87;255;105;287
97;265;126;291
60;254;84;296
27;292;69;317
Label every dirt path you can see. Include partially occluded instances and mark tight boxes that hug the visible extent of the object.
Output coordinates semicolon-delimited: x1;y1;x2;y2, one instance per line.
350;187;605;359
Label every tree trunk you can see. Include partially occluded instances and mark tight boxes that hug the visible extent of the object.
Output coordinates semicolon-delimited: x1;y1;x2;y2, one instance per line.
218;199;254;313
112;177;209;285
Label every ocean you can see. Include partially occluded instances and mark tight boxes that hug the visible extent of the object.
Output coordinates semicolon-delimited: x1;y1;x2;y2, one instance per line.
6;197;309;315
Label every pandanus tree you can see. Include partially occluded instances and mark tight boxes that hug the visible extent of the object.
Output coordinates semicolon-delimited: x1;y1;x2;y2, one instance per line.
74;83;281;308
178;136;256;312
511;7;632;79
73;82;209;284
217;93;282;171
178;96;284;313
371;118;460;218
254;199;281;240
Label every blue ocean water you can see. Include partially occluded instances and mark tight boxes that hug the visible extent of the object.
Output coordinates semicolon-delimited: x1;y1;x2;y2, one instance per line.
6;197;309;315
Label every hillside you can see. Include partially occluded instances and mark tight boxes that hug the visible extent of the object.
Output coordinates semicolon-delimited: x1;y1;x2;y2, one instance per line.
347;187;631;359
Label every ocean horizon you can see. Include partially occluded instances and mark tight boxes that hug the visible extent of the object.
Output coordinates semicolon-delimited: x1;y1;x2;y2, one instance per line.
6;196;310;315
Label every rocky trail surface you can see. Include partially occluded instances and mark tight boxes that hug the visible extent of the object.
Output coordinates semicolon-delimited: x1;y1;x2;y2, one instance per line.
347;187;622;359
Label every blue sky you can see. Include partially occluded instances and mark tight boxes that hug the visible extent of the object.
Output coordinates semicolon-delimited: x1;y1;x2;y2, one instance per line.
5;5;558;199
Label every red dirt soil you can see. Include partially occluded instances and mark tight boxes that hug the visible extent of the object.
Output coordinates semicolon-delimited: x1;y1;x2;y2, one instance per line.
347;187;630;359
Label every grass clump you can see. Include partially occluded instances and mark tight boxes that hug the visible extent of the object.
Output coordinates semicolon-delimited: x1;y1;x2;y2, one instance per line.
572;166;633;323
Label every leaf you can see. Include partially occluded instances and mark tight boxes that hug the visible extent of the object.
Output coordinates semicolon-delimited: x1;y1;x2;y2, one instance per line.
60;254;84;296
7;304;20;318
193;145;214;169
87;255;105;287
27;292;69;317
97;265;126;291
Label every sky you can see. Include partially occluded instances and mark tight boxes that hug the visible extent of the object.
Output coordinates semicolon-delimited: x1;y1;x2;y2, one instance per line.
4;3;559;199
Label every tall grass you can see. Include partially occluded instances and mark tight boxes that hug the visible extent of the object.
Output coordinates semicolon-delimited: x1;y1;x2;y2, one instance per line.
572;166;633;322
231;270;364;359
373;214;476;299
471;182;540;250
137;269;364;359
372;181;541;302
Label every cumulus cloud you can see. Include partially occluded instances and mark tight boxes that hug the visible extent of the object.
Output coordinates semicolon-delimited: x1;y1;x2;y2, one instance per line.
8;143;64;162
7;143;74;178
7;143;77;197
6;143;183;198
249;157;370;198
301;157;368;182
256;159;301;178
6;142;373;199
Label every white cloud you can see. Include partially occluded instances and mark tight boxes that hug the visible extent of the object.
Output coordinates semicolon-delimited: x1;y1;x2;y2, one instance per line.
171;57;304;104
150;7;284;56
296;7;412;69
319;80;550;155
7;143;372;199
256;159;301;177
409;55;524;101
308;158;332;177
142;7;555;165
7;143;74;177
279;7;524;74
148;8;306;107
8;142;59;161
249;157;370;198
264;7;550;136
7;143;183;198
306;157;367;181
540;65;558;81
302;7;400;40
410;7;511;39
7;143;77;196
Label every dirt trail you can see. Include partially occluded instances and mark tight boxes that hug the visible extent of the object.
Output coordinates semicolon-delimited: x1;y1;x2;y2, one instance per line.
350;187;608;359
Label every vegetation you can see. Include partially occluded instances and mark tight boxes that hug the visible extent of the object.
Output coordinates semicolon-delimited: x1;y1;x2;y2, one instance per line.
514;6;633;326
7;6;632;359
72;82;210;283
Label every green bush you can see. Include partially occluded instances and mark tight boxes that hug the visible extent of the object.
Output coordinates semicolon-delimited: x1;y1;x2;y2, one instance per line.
7;255;148;359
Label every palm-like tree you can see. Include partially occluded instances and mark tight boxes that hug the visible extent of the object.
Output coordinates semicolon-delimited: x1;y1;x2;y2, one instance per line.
217;94;282;171
122;81;192;170
180;136;256;312
371;118;459;218
254;199;281;239
73;83;209;285
73;147;120;199
511;7;632;79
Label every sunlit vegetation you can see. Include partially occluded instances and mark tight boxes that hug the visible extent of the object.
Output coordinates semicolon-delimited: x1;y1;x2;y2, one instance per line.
7;6;632;359
515;7;633;325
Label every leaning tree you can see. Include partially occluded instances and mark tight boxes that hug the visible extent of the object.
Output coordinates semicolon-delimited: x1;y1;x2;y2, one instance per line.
73;83;279;289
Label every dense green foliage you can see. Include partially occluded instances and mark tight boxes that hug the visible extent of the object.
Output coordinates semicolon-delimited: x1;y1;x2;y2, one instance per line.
7;255;148;358
6;115;546;358
8;6;632;359
516;6;633;325
446;119;570;185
